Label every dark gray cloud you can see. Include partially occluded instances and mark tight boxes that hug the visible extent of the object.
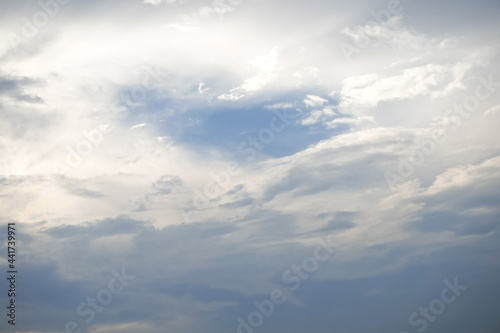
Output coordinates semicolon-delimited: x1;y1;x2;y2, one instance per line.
0;73;44;103
8;224;500;333
316;211;357;232
68;187;107;198
220;197;255;209
44;216;145;239
152;174;184;195
262;152;393;202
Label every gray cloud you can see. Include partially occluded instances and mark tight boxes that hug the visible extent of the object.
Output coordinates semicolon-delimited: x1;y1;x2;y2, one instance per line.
0;73;44;103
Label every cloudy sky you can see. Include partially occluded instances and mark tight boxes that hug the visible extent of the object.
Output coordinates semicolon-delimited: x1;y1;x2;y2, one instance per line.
1;0;500;332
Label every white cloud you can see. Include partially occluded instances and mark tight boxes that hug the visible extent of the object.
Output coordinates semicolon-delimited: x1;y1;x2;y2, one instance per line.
198;82;210;94
325;116;375;129
344;16;425;48
304;94;329;108
131;123;147;129
218;47;278;101
143;0;178;5
484;104;500;116
426;155;500;195
300;107;336;125
300;94;375;128
293;66;319;87
167;0;243;31
264;102;294;110
198;0;242;18
339;62;472;107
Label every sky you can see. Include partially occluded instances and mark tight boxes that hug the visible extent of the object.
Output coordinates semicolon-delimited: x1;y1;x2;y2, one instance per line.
1;0;500;332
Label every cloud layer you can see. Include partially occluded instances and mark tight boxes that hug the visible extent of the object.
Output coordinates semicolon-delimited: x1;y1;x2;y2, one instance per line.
1;0;500;332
